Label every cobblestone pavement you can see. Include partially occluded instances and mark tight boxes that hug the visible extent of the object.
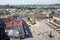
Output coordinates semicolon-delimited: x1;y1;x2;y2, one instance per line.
23;19;60;40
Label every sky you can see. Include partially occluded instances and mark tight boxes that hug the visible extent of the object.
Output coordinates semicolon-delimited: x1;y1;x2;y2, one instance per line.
0;0;60;5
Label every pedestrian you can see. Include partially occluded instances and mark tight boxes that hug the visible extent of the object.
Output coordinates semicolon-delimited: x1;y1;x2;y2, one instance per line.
0;18;10;40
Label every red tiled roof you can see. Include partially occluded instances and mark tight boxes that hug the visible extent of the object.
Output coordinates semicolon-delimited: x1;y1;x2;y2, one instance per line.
4;19;22;29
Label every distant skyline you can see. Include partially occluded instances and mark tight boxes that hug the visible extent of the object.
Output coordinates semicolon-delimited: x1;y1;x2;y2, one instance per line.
0;0;60;5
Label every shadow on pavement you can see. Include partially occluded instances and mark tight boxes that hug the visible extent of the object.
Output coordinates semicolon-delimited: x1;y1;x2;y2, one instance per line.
22;20;33;38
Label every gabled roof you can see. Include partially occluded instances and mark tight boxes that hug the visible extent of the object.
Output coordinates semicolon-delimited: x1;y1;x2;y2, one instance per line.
4;19;22;29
